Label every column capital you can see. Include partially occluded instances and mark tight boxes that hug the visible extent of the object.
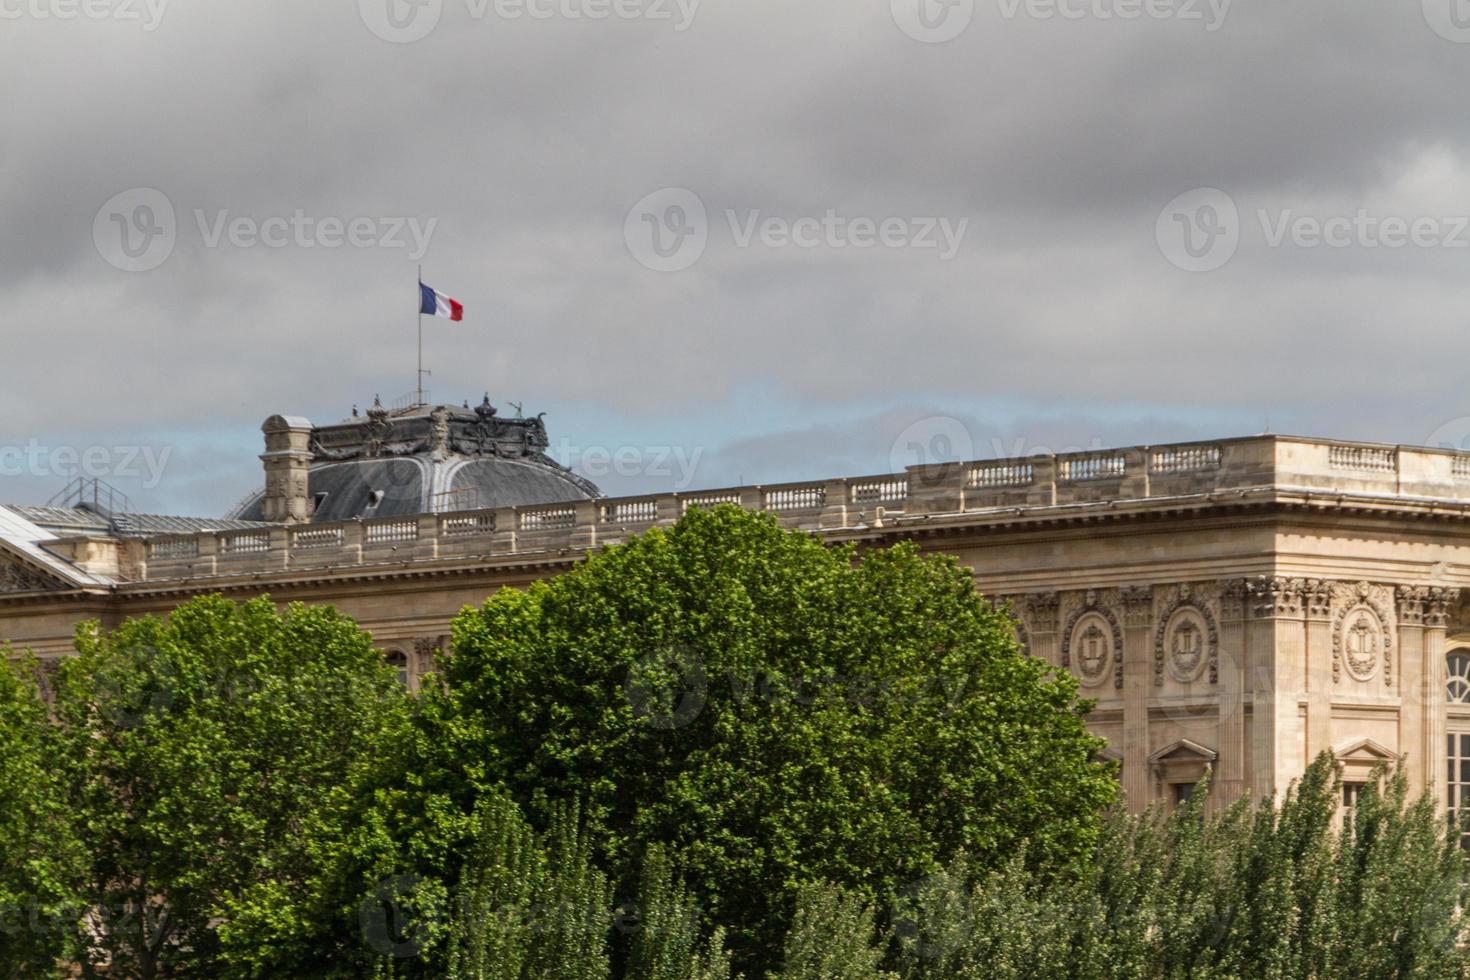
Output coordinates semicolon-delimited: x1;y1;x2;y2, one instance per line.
1396;585;1430;627
1304;578;1335;621
1219;578;1249;621
1119;584;1155;628
1249;576;1305;619
1427;587;1462;629
1023;591;1060;632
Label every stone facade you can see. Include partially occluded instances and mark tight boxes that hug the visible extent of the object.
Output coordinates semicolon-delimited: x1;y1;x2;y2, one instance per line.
7;431;1470;814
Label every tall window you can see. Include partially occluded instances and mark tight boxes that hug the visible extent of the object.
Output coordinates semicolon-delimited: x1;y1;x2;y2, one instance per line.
1449;733;1470;841
385;650;409;686
1449;651;1470;704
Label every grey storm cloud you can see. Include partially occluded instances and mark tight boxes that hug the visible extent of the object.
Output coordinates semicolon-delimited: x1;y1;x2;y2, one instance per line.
4;0;1470;513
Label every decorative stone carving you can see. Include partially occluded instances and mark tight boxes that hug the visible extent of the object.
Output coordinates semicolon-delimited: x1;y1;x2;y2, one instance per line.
0;557;61;594
1119;585;1154;629
1061;594;1124;690
1219;579;1248;620
429;406;451;460
1025;591;1060;633
1249;577;1305;618
1015;621;1030;656
1396;585;1428;627
1427;587;1461;629
1331;582;1395;686
1154;588;1220;686
1074;620;1112;685
362;396;395;459
1304;579;1334;620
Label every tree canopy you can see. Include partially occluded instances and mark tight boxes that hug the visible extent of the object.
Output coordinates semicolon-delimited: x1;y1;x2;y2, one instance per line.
431;505;1116;967
37;595;412;977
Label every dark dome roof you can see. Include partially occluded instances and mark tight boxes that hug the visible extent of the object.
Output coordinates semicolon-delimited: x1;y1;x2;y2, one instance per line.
231;399;600;523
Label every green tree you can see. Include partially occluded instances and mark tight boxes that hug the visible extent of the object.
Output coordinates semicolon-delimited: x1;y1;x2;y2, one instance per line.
436;505;1115;969
0;653;85;977
46;595;412;978
890;756;1470;979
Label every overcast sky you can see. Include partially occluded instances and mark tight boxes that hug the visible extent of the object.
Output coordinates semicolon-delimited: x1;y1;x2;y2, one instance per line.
5;0;1470;514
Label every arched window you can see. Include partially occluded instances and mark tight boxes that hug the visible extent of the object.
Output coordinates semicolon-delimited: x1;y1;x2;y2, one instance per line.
385;650;409;686
1449;650;1470;704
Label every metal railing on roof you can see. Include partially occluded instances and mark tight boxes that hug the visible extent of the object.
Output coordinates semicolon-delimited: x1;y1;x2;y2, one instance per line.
47;477;132;518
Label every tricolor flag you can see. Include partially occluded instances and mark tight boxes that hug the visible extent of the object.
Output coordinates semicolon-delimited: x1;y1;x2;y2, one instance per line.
419;282;464;322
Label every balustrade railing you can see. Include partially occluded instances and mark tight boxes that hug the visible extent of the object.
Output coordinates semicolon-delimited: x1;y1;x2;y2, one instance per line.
602;500;658;524
1329;445;1395;473
1059;454;1126;482
292;527;343;551
220;531;271;555
763;485;826;512
130;436;1470;582
441;513;496;537
851;478;908;505
365;520;417;545
149;536;199;559
968;461;1034;488
1152;445;1222;473
520;506;576;531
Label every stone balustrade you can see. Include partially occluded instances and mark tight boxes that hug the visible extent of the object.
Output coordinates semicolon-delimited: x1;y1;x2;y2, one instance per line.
85;434;1470;583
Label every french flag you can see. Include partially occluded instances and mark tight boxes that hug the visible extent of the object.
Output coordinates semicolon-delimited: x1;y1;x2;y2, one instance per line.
419;282;464;322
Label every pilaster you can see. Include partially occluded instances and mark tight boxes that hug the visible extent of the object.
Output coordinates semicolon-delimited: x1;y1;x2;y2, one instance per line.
1121;584;1155;813
1214;580;1249;802
1304;579;1335;768
1397;586;1429;796
1426;588;1460;809
1248;577;1305;799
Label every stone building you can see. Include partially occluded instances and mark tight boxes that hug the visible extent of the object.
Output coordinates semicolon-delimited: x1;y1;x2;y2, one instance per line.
4;398;1470;817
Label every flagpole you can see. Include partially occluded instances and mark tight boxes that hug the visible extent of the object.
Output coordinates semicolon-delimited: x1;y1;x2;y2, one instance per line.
417;264;423;408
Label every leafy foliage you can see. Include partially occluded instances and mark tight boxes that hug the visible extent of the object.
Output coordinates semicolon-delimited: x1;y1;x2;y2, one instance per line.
436;505;1115;967
0;654;86;977
888;757;1470;979
45;595;412;978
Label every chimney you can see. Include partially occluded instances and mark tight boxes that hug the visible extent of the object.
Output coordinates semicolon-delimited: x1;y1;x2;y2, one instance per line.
260;415;315;524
